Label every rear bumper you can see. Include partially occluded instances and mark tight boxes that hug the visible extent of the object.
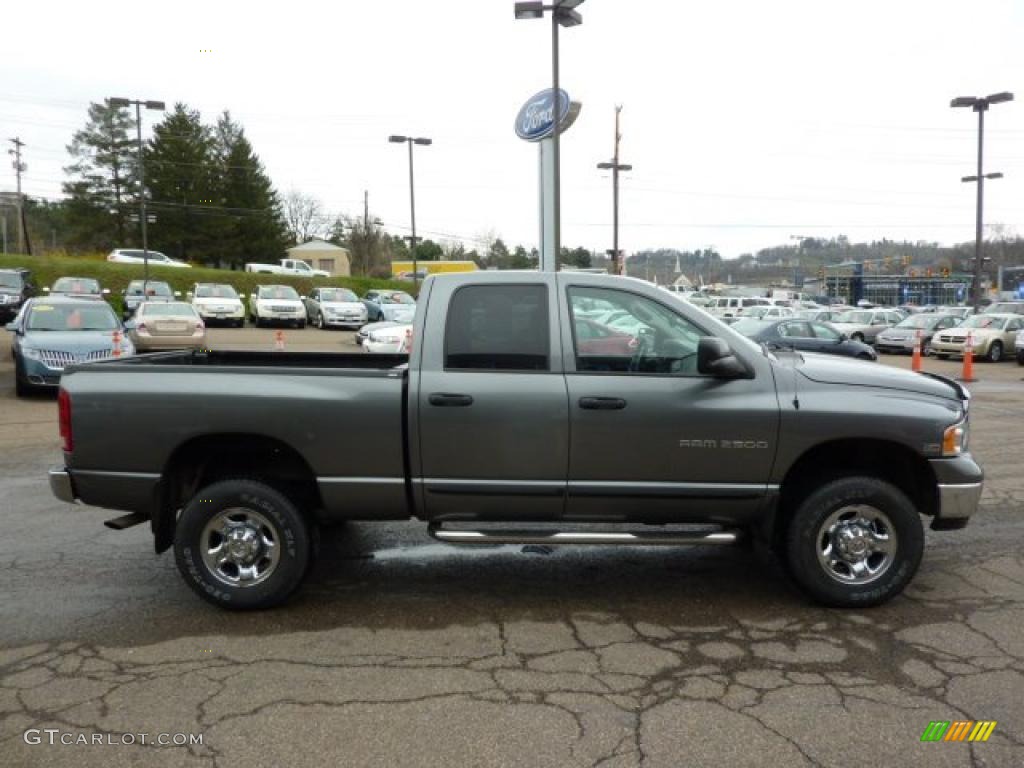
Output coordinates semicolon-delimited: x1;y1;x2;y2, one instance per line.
49;467;77;504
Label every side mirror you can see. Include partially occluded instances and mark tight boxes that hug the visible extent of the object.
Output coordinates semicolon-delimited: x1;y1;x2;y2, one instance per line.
697;337;747;378
5;322;18;332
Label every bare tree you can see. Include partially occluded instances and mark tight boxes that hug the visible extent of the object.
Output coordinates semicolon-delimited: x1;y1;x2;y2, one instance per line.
283;189;327;245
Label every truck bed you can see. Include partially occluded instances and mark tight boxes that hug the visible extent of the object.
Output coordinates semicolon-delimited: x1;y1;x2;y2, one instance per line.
101;348;409;371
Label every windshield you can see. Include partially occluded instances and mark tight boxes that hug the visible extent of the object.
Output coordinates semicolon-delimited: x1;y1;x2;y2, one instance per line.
26;303;118;331
259;286;299;300
382;292;415;305
126;281;172;297
140;302;197;318
896;315;943;330
320;288;358;302
196;284;239;299
961;315;1006;330
120;250;167;260
52;277;100;294
0;273;22;289
836;311;874;324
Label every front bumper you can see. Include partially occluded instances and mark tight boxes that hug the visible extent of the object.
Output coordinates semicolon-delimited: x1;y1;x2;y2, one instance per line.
929;454;983;529
49;467;77;504
875;337;917;353
931;339;980;356
324;314;367;327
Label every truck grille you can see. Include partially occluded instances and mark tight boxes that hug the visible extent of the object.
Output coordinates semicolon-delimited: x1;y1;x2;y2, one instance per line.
37;348;114;369
270;305;296;313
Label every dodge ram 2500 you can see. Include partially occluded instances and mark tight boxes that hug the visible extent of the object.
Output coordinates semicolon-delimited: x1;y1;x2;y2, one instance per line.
48;272;982;610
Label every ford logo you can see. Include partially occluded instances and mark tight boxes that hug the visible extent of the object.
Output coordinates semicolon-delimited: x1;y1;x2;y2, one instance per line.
515;88;571;142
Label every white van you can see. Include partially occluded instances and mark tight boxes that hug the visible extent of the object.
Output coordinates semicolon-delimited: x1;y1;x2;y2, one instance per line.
707;296;770;318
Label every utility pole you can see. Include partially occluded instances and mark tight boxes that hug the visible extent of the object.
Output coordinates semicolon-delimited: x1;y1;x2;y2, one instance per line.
363;189;369;231
597;106;632;276
7;137;26;254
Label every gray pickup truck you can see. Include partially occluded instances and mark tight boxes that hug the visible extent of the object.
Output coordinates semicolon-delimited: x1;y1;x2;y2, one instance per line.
48;272;982;610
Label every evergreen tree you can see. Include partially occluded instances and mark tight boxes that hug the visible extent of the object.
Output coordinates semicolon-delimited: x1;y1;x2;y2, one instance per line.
62;101;137;250
144;103;218;264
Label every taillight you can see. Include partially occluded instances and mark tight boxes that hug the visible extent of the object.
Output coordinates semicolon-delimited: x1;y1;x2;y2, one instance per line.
58;388;73;452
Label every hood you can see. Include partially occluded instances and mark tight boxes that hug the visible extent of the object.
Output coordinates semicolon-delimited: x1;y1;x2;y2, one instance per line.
942;327;1000;339
877;328;919;339
23;330;122;350
257;297;302;306
194;296;242;307
382;305;415;320
790;352;965;402
831;322;873;331
321;301;365;312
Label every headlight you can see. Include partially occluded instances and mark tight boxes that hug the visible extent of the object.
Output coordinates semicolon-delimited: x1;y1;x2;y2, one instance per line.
21;347;42;361
942;419;969;456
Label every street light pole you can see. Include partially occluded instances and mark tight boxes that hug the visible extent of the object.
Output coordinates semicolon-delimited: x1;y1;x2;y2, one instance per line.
389;135;432;286
951;91;1013;311
108;97;165;286
597;105;631;276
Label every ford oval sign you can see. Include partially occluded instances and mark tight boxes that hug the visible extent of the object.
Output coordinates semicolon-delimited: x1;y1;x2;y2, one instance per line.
515;88;571;142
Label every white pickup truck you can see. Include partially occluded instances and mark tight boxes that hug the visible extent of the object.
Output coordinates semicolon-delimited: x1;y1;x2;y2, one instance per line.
244;258;329;278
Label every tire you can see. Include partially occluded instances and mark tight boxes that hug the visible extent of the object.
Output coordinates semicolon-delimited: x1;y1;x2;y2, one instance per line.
174;479;312;610
315;312;324;329
922;340;932;357
297;320;306;329
935;353;949;360
784;476;923;608
851;332;864;343
986;341;1002;363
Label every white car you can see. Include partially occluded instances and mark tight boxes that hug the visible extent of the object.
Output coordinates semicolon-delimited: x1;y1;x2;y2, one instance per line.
244;259;329;278
106;249;191;268
744;305;797;320
188;283;246;327
249;285;307;328
363;323;413;353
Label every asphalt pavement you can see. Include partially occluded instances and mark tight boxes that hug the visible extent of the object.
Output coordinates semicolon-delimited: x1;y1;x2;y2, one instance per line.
1;328;1023;767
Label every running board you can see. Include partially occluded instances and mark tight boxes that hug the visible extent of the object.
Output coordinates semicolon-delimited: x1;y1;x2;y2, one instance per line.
428;525;741;547
104;512;148;530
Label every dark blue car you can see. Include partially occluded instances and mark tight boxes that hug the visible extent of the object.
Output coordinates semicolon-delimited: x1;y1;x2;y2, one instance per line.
730;317;877;361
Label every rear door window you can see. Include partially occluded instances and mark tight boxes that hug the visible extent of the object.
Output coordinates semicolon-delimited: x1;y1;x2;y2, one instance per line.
444;285;549;371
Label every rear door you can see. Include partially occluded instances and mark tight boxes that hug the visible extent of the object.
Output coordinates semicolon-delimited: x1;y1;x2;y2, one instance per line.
416;277;569;520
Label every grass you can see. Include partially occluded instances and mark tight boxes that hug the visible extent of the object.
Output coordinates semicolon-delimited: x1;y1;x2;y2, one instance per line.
1;253;415;316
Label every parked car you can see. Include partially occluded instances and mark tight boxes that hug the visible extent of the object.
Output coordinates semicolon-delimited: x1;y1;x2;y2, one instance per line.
46;277;108;299
936;306;974;320
188;283;245;327
830;309;904;344
362;323;413;354
573;317;638;356
744;305;797;320
362;289;416;323
106;249;191;268
126;302;206;351
356;320;403;346
706;296;770;318
6;296;131;396
0;268;38;323
931;313;1023;362
49;272;981;611
875;314;963;356
797;309;840;323
122;280;178;320
249;285;307;328
730;318;877;360
303;287;368;329
244;258;329;277
983;301;1024;316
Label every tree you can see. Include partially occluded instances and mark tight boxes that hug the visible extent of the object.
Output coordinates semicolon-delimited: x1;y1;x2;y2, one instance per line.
213;112;288;268
413;238;443;262
282;190;327;245
510;245;536;269
341;214;389;276
145;103;219;263
62;101;137;250
561;246;592;269
486;237;511;269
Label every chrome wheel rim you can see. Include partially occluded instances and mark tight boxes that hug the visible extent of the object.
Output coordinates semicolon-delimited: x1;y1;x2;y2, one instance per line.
200;507;281;588
816;505;897;585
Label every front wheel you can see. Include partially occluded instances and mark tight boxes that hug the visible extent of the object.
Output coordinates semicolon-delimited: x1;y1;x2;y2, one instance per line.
784;476;923;608
174;479;312;610
851;332;865;343
986;341;1002;363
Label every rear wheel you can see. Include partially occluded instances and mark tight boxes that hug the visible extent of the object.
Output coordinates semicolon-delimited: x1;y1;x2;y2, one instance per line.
315;312;324;329
174;479;312;610
986;341;1003;363
784;476;923;608
851;332;865;343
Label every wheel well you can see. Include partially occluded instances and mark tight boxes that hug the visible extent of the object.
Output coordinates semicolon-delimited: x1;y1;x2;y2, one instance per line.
153;434;322;553
771;439;937;549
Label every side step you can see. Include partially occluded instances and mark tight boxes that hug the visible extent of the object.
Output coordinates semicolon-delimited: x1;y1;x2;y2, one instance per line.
428;524;741;547
104;512;148;530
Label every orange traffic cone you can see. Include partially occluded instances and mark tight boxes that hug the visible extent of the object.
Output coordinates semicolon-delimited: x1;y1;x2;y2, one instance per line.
112;330;122;358
911;330;922;372
274;330;285;351
958;332;976;383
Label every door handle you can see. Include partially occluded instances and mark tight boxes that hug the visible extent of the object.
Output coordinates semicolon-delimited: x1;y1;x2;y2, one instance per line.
429;393;474;407
579;396;627;410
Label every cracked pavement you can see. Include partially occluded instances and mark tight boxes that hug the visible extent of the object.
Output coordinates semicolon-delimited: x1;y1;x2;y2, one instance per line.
1;335;1023;767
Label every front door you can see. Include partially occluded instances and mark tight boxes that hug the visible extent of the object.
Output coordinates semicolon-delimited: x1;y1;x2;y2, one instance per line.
562;282;779;524
417;279;569;520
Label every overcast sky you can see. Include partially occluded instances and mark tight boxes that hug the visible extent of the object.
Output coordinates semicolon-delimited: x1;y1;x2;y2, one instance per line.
3;0;1023;258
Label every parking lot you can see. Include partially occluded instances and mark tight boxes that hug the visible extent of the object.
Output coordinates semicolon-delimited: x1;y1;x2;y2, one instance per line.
2;332;1023;767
